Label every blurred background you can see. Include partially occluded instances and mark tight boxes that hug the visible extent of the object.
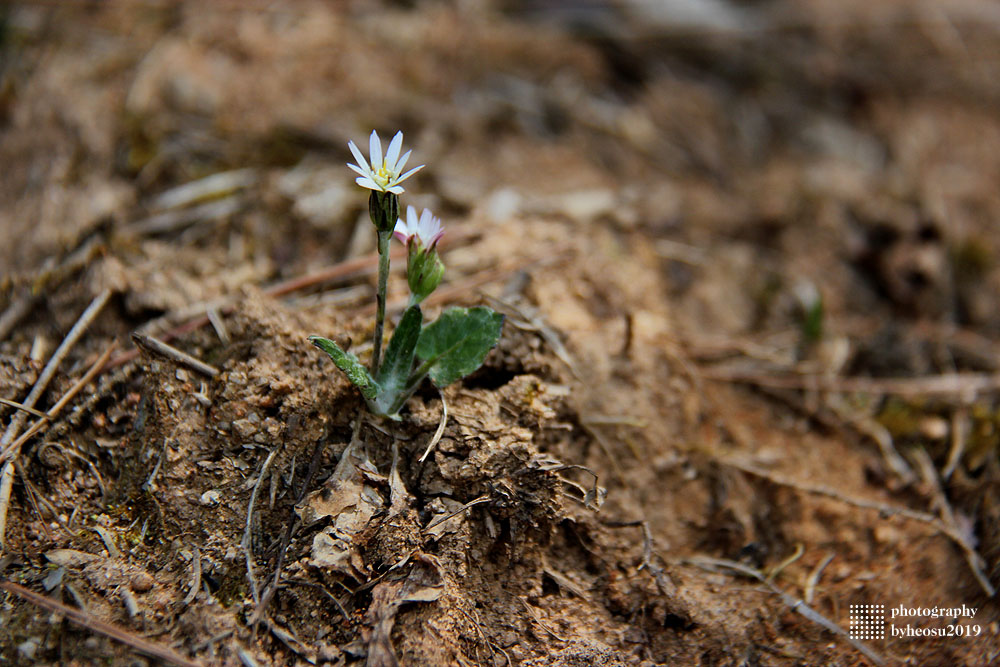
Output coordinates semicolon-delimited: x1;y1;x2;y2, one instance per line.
3;0;1000;343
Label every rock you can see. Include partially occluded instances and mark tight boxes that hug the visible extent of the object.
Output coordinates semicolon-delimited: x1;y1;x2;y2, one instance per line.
200;489;222;506
131;572;155;593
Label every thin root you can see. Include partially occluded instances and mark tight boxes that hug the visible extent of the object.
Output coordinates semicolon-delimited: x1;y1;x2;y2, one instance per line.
418;390;448;463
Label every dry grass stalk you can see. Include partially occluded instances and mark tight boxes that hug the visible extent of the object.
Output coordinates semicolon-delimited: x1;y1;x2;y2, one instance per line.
0;581;201;667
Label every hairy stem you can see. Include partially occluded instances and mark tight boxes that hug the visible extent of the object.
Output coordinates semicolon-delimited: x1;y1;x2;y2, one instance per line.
387;371;429;416
371;230;392;376
386;356;440;416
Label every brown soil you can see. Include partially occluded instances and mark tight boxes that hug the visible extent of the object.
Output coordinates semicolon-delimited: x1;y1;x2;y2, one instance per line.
1;2;999;665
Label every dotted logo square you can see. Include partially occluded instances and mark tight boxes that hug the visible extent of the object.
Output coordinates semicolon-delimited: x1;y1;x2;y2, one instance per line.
849;604;885;640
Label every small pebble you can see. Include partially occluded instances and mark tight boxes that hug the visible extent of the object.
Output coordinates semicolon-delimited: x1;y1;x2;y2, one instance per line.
200;489;222;506
232;418;257;439
131;572;155;593
919;416;949;440
17;638;40;660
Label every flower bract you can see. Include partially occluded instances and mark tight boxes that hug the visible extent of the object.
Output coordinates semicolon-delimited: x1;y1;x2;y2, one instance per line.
394;205;444;249
347;130;424;194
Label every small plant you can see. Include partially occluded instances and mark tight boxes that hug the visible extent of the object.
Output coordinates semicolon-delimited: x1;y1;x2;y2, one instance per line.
309;131;504;419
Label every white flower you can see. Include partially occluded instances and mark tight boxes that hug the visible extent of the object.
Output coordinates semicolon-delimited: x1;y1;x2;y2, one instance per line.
394;205;444;248
347;130;424;194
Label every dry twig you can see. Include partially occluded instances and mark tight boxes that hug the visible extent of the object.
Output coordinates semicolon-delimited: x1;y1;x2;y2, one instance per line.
0;581;201;667
183;546;202;607
702;359;922;481
912;448;995;597
604;519;678;597
723;455;996;597
0;235;104;341
1;290;112;446
942;408;969;480
766;543;804;584
424;495;491;531
0;290;112;549
243;445;282;604
0;398;47;419
804;553;835;605
702;367;1000;400
0;342;117;466
153;168;257;211
516;596;568;642
826;401;914;483
104;231;478;371
459;607;512;667
0;293;38;342
126;197;243;237
722;457;938;524
682;556;885;666
131;334;220;378
206;306;230;344
250;416;319;627
284;578;350;622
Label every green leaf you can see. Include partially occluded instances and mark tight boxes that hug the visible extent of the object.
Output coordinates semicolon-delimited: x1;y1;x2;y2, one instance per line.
416;306;504;387
376;305;423;399
309;336;378;400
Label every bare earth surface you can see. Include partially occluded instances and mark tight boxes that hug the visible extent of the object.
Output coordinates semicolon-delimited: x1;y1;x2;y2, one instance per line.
2;2;1000;665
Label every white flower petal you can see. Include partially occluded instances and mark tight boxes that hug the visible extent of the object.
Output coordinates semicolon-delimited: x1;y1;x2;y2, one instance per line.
347;163;370;179
409;208;441;246
427;225;441;244
348;130;420;194
385;132;403;169
348;140;370;171
417;209;432;230
395;149;412;173
398;164;425;183
369;131;382;172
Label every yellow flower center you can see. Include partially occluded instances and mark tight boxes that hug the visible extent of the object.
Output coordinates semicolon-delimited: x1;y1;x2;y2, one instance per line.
375;162;393;187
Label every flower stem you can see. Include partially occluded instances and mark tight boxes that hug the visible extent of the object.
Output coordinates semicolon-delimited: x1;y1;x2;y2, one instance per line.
387;370;429;416
371;229;392;376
